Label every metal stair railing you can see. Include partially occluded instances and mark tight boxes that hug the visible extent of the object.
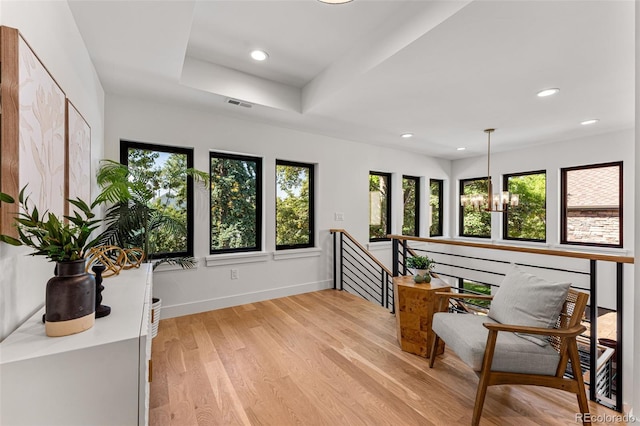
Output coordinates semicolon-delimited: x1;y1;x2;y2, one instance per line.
331;229;394;312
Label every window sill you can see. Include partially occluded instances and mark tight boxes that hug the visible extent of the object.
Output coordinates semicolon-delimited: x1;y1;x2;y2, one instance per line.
273;247;322;261
552;244;630;256
205;251;270;267
452;236;492;242
452;237;551;249
442;238;630;257
498;239;550;249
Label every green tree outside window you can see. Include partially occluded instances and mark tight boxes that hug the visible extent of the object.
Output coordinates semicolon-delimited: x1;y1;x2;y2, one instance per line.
402;176;419;236
369;172;391;241
126;147;190;256
460;178;491;237
504;171;546;241
276;161;314;249
430;179;443;236
210;153;261;253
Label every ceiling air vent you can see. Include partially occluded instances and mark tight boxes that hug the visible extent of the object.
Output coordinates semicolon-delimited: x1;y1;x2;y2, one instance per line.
226;98;252;108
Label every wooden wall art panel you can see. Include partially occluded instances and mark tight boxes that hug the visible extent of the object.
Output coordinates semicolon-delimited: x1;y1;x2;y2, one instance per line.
65;100;91;214
18;34;66;218
0;26;67;237
0;26;20;237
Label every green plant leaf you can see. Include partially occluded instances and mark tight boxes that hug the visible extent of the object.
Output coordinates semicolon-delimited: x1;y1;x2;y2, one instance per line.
0;235;22;245
18;186;27;204
0;192;15;203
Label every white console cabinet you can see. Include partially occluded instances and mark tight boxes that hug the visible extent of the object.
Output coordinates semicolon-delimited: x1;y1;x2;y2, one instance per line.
0;264;153;426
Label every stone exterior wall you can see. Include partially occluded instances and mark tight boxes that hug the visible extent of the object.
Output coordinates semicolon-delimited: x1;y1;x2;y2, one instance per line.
566;208;620;245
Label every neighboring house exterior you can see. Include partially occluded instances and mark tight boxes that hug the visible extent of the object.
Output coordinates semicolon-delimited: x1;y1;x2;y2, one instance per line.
566;165;621;245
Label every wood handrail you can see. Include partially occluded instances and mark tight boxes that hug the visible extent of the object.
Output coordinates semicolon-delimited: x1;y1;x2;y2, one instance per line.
387;234;634;264
330;229;392;275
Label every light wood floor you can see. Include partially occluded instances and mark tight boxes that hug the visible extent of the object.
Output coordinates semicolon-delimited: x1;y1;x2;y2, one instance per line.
150;289;625;425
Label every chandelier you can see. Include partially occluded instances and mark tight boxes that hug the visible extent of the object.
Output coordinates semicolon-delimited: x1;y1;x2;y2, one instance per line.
460;129;519;213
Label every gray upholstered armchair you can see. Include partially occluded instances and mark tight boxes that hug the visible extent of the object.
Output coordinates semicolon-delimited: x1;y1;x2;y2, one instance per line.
429;266;591;426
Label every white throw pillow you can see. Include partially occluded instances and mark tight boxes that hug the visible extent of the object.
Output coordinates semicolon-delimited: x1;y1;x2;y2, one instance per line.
489;265;571;333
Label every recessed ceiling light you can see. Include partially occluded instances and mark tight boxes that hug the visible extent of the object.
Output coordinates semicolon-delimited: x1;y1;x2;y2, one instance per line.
456;147;466;151
580;119;599;125
537;88;560;97
401;133;413;139
318;0;353;4
250;50;268;61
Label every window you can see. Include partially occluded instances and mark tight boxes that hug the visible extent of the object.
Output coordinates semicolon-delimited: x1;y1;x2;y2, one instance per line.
276;160;314;249
561;162;622;247
402;176;419;236
459;177;491;238
121;140;194;259
210;152;262;253
430;179;443;236
369;172;391;241
503;170;546;242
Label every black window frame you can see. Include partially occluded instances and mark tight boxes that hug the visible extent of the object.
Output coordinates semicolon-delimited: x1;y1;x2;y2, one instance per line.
459;176;491;238
402;175;420;237
275;159;315;250
502;170;547;243
209;151;263;254
560;161;623;248
120;140;195;259
369;171;392;242
429;179;444;237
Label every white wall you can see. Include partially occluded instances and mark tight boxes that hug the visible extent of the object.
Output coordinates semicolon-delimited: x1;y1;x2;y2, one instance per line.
450;129;636;411
0;1;105;341
633;0;639;417
104;94;450;318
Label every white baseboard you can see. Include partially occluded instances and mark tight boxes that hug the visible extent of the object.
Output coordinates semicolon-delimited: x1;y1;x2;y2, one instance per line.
160;279;333;319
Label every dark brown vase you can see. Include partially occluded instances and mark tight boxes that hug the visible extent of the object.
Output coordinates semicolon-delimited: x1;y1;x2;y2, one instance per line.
45;259;96;337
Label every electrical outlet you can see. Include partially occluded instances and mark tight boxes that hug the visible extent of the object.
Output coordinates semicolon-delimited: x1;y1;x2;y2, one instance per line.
231;269;239;280
334;212;345;221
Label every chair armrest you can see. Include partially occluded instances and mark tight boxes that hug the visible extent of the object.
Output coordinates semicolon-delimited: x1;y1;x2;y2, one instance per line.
483;322;586;338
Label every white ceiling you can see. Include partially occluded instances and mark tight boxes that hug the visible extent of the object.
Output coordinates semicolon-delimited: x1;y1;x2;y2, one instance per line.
68;0;635;160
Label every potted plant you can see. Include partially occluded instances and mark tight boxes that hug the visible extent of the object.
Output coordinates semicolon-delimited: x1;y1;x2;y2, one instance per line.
93;159;208;337
406;255;436;283
0;187;102;336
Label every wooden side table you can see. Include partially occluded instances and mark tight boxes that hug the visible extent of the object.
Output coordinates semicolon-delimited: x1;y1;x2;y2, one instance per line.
393;275;451;358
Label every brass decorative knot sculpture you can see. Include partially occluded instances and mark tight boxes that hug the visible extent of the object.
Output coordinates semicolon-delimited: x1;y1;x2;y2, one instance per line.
86;246;146;277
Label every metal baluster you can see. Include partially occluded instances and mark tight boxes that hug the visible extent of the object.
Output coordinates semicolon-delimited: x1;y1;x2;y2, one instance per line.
615;262;623;412
333;232;337;290
381;269;386;307
402;240;408;276
389;275;395;314
589;259;597;402
339;233;344;291
392;238;399;277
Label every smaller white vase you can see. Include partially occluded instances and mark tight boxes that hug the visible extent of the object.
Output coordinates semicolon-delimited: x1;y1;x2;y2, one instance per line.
151;297;161;338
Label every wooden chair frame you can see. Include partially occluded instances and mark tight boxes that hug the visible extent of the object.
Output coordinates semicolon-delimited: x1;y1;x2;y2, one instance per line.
429;289;591;426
